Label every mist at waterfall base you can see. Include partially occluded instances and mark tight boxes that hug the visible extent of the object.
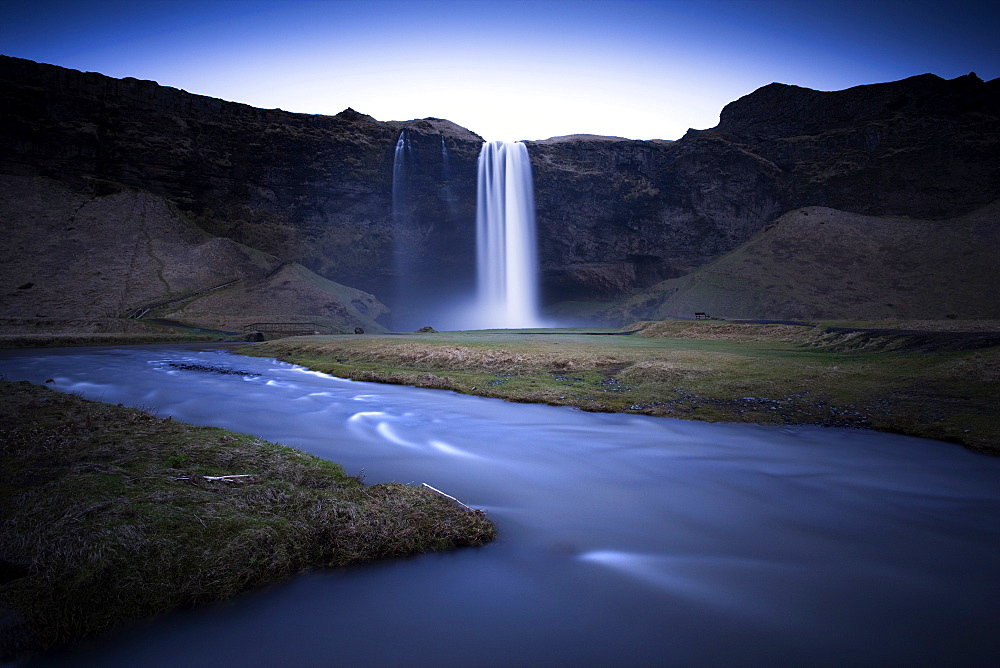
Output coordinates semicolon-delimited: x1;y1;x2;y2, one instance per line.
3;345;999;666
391;134;548;331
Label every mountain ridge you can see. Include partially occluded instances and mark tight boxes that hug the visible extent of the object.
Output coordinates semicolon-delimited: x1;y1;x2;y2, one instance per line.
1;55;997;326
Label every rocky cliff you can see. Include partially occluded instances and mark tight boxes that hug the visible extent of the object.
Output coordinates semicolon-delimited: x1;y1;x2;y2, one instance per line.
2;55;997;326
527;73;1000;307
711;73;1000;218
528;134;784;303
0;55;482;329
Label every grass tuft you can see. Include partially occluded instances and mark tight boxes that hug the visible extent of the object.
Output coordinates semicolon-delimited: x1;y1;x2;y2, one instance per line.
0;381;495;661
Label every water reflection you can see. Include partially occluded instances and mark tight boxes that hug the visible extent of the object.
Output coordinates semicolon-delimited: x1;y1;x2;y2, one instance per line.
2;345;998;666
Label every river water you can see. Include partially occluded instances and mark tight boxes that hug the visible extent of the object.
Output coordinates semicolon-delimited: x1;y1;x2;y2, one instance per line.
2;345;998;666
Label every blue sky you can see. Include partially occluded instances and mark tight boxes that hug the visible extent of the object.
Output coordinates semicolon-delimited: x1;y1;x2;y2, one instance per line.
3;1;997;141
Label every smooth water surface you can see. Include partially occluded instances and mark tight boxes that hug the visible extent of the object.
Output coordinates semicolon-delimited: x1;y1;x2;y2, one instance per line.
2;345;998;666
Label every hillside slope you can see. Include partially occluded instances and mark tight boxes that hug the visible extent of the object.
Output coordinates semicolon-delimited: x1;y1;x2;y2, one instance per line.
604;201;1000;323
0;174;388;333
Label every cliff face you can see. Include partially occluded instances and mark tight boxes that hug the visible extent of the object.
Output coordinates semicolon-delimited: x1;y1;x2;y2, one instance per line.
527;73;1000;306
528;134;784;302
710;73;1000;218
0;56;482;328
2;55;997;325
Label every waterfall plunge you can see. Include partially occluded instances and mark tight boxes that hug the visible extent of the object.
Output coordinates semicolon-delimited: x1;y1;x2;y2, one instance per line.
475;141;543;329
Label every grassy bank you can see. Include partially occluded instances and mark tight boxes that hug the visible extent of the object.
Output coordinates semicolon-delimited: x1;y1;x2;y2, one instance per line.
244;321;1000;455
0;381;495;661
0;332;230;348
0;317;244;348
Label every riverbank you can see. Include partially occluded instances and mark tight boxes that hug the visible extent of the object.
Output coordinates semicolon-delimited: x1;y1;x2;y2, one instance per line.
244;320;1000;455
0;380;496;661
0;331;229;348
0;316;248;349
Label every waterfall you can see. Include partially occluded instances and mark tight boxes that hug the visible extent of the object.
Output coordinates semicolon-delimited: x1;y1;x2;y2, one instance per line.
391;130;413;328
475;141;542;329
392;129;411;217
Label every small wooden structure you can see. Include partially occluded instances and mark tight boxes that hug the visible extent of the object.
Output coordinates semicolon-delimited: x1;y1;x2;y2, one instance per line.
694;312;710;320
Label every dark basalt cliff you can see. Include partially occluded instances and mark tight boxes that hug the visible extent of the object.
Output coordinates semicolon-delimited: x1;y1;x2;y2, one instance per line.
528;134;783;302
711;73;1000;218
0;55;482;327
2;55;998;324
527;73;1000;306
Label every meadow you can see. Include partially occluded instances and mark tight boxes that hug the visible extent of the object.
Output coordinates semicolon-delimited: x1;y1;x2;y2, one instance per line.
247;320;1000;455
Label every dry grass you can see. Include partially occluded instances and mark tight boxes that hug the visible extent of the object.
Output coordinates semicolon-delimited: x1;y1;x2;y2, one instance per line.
617;356;725;382
246;324;1000;455
630;320;823;342
0;318;235;348
266;336;633;374
942;349;1000;383
0;381;495;660
819;319;1000;333
0;332;227;348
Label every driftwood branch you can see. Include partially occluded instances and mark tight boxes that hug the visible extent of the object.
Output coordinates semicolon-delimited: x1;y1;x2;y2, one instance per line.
203;474;255;482
421;483;475;511
171;474;256;483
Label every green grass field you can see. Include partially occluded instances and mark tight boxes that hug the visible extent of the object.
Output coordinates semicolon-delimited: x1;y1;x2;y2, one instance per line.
0;381;495;660
246;321;1000;455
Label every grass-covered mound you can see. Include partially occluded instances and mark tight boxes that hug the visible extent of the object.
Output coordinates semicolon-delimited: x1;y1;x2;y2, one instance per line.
244;321;1000;455
0;331;227;348
0;381;495;660
603;203;1000;324
0;316;237;348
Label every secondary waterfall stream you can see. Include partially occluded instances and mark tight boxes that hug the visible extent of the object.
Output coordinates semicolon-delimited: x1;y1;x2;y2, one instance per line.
2;345;998;666
391;129;414;324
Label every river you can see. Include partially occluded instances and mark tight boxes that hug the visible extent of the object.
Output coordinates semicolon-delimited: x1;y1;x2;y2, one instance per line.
2;344;998;666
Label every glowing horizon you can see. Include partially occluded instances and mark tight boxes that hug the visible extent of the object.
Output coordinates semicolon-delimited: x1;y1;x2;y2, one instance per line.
2;1;997;142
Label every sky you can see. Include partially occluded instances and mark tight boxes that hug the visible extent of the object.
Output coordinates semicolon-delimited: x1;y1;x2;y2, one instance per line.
2;0;998;142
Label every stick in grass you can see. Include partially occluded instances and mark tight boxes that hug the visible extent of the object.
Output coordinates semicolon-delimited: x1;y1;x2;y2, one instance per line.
421;483;476;512
203;474;255;482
